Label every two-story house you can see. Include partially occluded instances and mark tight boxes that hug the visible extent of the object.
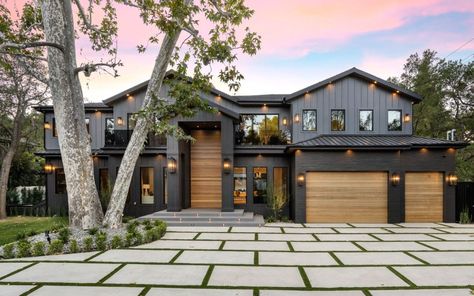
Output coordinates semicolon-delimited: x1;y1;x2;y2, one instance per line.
35;68;466;223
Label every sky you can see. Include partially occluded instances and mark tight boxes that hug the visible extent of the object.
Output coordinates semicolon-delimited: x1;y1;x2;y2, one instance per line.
6;0;474;102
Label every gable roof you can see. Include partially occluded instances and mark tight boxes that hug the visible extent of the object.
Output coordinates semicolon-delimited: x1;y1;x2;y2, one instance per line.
286;67;422;102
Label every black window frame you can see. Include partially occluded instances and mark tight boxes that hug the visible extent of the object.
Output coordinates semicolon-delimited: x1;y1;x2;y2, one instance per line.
140;167;155;205
331;109;345;131
52;118;57;137
253;167;268;204
302;109;317;131
387;109;402;131
238;114;283;145
55;168;66;194
359;109;374;131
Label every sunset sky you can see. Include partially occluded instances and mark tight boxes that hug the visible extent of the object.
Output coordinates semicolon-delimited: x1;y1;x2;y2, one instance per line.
5;0;474;102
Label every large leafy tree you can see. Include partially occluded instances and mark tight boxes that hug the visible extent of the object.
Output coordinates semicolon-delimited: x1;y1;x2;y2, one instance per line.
0;0;260;229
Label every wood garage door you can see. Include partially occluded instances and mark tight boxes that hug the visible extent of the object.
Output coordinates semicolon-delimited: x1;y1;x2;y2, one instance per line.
190;130;222;208
306;172;388;223
405;172;443;222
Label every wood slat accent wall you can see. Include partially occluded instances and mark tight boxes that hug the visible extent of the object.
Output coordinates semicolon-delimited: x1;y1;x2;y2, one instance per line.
306;172;388;223
190;130;222;208
405;172;443;222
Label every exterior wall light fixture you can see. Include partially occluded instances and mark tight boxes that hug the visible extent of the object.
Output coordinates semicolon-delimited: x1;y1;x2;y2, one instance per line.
282;117;288;126
44;122;51;129
391;172;400;186
167;157;177;174
404;114;411;122
44;163;54;174
447;173;458;186
223;158;232;174
117;117;124;126
294;113;300;123
297;173;305;187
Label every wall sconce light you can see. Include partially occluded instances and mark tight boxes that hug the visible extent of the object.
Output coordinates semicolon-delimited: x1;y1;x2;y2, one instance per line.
294;113;300;123
44;163;54;174
391;172;400;186
404;114;411;122
167;157;177;174
282;117;288;126
117;117;124;126
297;173;305;186
223;158;232;174
44;122;51;129
447;173;458;186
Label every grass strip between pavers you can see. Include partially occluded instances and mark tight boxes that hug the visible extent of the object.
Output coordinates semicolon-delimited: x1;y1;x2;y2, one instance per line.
362;289;372;296
97;263;126;284
254;251;259;265
84;250;106;262
297;266;311;288
138;286;151;296
403;251;430;265
201;265;214;287
193;233;201;240
328;252;344;265
287;241;295;252
227;227;232;233
21;284;42;296
169;250;184;263
218;241;226;250
351;241;368;251
0;262;38;281
416;241;439;251
386;266;416;287
253;288;259;296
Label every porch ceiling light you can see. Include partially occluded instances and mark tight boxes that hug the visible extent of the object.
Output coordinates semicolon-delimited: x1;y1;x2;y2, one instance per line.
297;173;305;187
223;158;232;174
44;163;54;174
117;117;124;126
391;172;400;186
44;122;51;129
294;113;300;123
447;173;458;186
168;157;177;174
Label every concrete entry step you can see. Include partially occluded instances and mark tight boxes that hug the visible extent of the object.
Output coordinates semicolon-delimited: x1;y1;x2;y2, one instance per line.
149;209;246;217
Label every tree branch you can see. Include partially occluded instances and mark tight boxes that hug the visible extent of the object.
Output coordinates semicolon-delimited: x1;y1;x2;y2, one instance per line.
74;61;122;77
0;41;64;52
210;0;231;17
73;0;106;36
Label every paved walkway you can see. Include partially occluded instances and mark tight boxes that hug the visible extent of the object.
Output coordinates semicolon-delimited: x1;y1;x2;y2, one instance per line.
1;223;474;295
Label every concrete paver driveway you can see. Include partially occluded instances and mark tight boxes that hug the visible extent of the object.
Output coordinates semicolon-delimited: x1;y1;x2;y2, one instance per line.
1;223;474;295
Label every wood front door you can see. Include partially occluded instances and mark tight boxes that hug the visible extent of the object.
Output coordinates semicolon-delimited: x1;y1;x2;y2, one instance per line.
190;130;222;208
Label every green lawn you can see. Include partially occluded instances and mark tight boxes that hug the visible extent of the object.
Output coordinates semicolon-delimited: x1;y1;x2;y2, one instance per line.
0;216;68;246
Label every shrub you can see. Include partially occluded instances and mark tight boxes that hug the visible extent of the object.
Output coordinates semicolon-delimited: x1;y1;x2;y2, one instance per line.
153;220;165;227
58;228;71;244
111;235;123;249
155;223;167;238
95;232;108;251
28;230;38;237
459;206;472;224
83;236;94;252
122;216;134;223
125;232;135;246
87;227;99;236
49;222;65;232
134;232;143;246
126;221;140;233
16;240;32;258
47;240;64;255
16;232;28;241
6;189;20;205
144;229;155;243
69;239;79;253
32;241;46;257
2;243;15;259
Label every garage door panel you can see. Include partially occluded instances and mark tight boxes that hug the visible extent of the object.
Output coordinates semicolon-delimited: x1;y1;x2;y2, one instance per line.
306;172;388;223
405;172;443;222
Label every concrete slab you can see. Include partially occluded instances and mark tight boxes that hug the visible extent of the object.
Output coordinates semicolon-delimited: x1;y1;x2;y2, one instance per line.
209;266;305;287
317;234;377;241
435;228;474;234
357;242;432;251
1;262;119;283
410;251;474;264
438;223;474;228
370;289;472;296
167;226;229;232
29;285;143;296
334;252;421;265
258;234;316;241
292;242;361;251
283;228;336;234
423;241;474;250
335;228;389;234
198;233;255;241
259;252;337;266
223;241;289;251
232;227;281;233
397;223;443;228
0;285;34;296
91;249;178;263
137;239;221;250
430;234;474;241
105;264;208;285
266;223;303;228
175;250;254;265
352;224;400;228
395;266;474;286
386;228;444;234
260;291;365;296
0;263;31;278
374;234;439;241
147;288;253;296
305;223;352;228
304;267;408;288
10;252;98;262
162;232;198;240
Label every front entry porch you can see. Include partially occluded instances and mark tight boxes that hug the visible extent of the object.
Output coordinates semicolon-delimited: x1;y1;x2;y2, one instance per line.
138;209;264;226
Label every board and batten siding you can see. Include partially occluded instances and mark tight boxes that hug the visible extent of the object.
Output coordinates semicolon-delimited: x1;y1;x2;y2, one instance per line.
290;76;413;143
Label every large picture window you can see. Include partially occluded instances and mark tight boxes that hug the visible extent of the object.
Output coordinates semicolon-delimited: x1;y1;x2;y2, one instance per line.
331;110;345;131
140;167;154;204
388;110;402;131
302;110;317;131
237;114;289;145
359;110;373;131
55;168;66;194
233;167;247;205
253;167;267;204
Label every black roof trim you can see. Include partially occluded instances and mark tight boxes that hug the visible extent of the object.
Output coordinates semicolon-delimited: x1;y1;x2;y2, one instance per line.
33;102;112;112
287;67;422;102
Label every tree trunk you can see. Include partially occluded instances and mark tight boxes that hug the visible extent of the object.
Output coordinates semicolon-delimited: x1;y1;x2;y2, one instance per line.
42;0;103;229
103;31;181;228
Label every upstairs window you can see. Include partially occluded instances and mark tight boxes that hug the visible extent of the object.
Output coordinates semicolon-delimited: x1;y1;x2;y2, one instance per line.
388;110;402;131
302;110;317;131
359;110;373;131
105;118;114;132
331;110;345;131
237;114;289;145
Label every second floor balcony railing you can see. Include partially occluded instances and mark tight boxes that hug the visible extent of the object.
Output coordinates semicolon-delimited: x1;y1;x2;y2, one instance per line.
104;129;166;148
